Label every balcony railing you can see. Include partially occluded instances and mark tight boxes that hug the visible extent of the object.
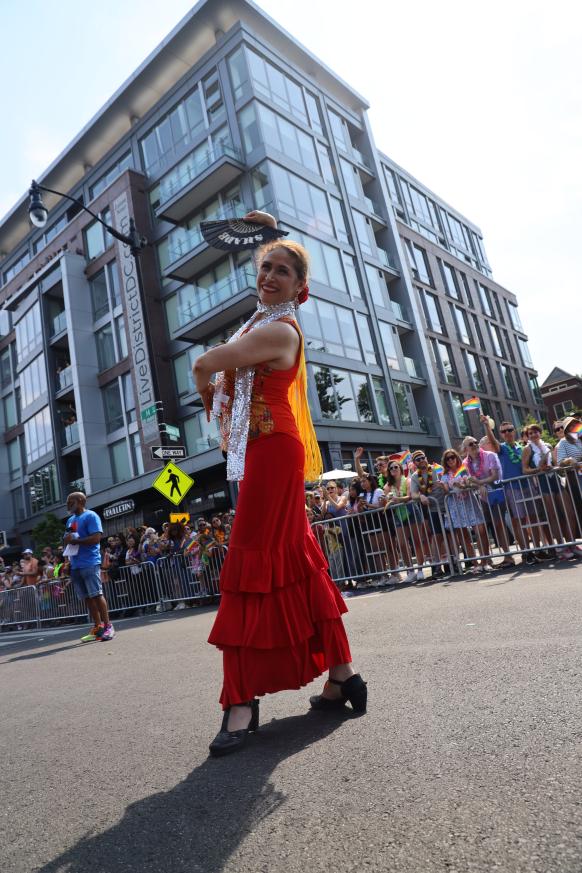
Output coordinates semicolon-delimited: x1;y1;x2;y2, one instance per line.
158;142;243;211
50;311;67;337
68;478;85;493
376;248;398;272
177;266;256;329
165;202;240;269
351;147;373;170
62;422;79;447
389;299;410;322
56;366;73;392
404;357;424;379
418;415;435;435
364;196;383;217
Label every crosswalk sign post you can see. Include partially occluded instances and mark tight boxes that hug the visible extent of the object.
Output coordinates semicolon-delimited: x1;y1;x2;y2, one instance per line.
152;462;195;507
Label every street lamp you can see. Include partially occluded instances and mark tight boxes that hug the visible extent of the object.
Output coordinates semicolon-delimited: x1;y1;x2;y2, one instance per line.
28;180;148;257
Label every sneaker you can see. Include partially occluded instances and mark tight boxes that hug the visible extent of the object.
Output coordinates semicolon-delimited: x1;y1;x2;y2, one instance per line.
99;623;115;642
558;548;575;561
174;601;187;610
80;624;103;643
415;569;425;582
523;553;539;566
403;570;417;584
572;546;582;559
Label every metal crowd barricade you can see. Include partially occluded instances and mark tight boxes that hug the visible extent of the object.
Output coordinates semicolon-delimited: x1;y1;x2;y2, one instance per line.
0;585;40;628
443;467;582;568
37;579;88;624
155;548;224;607
311;496;453;588
104;561;162;615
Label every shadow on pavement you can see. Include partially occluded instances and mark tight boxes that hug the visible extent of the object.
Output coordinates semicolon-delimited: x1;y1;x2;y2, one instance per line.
36;710;348;873
5;642;84;663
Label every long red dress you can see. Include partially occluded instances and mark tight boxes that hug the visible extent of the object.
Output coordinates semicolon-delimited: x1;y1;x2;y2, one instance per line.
208;318;351;708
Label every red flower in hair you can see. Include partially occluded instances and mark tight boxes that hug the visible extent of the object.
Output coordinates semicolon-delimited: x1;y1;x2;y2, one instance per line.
297;285;309;305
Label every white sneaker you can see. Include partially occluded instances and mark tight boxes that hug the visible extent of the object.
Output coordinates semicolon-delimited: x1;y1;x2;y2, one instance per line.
174;601;187;610
572;545;582;559
404;570;417;584
415;569;425;582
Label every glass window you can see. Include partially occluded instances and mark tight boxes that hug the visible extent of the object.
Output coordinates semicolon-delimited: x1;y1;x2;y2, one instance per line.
340;158;361;198
15;302;42;363
84;219;108;260
452;306;471;344
107;261;121;309
122;372;136;423
459;272;472;306
393;381;413;427
378;322;400;370
269;163;333;235
312;365;340;420
477;282;493;316
305;92;323;134
422;292;443;333
432;340;458;384
3;393;17;429
364;264;386;307
317;143;334;184
449;393;469;437
246;49;307;124
439;260;459;298
383;168;401;205
130;432;144;476
140;85;206;175
508;302;524;332
464;352;485;392
404;241;431;285
517;338;533;368
90;269;109;320
351;372;375;422
355;313;377;365
110;439;131;484
115;316;128;360
24;406;53;463
330;197;349;243
173;352;193;396
351;210;373;255
95;323;116;371
8;438;21;481
499;364;518;400
328;111;350;151
300;298;362;360
89;151;133;200
28;464;60;514
371;376;392;425
183;411;220;456
489;323;504;357
255;103;318;174
342;254;361;299
1;347;11;387
20;354;47;411
202;69;225;124
228;47;248;100
102;381;124;433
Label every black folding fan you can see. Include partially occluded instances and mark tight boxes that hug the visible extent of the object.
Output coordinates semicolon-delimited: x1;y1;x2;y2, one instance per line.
200;218;288;251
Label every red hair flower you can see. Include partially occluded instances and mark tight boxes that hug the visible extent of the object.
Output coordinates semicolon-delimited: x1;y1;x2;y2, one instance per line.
297;285;309;305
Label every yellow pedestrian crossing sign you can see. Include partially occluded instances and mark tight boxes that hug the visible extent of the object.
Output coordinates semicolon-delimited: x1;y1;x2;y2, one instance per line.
152;462;194;506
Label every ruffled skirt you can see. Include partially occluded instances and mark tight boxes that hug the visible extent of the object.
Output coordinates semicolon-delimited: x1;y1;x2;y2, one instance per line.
208;432;351;708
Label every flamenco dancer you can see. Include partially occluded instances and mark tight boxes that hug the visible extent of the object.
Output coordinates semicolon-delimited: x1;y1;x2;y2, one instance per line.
193;210;367;757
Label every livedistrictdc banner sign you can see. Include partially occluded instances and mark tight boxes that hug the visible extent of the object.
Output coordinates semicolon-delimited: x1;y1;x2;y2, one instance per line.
112;192;159;443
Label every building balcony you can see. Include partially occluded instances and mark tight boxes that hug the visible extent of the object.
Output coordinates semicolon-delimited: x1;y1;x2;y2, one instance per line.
56;366;73;394
174;266;256;342
162;204;239;282
419;415;436;435
376;247;399;275
68;477;85;493
389;299;411;324
363;197;386;230
62;422;79;449
403;357;425;381
50;311;67;338
156;143;245;225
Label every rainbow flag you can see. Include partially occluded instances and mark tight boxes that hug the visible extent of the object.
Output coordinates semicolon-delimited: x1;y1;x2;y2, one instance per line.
462;397;481;411
432;463;444;475
393;449;412;467
569;421;582;435
453;463;469;479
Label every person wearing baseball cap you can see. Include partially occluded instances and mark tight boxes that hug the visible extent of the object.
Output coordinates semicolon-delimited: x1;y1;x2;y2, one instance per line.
409;449;449;580
20;549;40;586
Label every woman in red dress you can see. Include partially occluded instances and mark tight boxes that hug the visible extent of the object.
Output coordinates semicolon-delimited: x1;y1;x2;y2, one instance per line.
193;210;367;757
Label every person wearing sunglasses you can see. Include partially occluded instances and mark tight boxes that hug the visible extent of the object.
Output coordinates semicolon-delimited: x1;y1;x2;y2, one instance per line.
409;449;450;579
555;416;582;537
480;414;538;562
441;447;490;574
384;461;419;583
462;435;515;569
551;423;564;465
522;424;581;560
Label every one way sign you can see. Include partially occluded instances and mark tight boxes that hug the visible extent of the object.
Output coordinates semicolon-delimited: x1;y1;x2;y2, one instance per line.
150;445;187;461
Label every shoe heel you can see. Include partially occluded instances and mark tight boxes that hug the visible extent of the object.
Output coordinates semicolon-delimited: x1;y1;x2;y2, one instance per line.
249;698;260;732
342;674;367;713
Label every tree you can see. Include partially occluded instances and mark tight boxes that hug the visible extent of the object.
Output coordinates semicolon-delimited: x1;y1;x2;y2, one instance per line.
31;513;65;555
521;413;556;447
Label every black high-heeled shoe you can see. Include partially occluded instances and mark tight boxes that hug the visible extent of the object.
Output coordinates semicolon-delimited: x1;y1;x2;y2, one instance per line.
208;699;260;757
309;674;367;714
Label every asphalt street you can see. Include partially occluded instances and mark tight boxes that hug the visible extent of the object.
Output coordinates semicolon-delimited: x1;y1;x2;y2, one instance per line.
2;561;582;873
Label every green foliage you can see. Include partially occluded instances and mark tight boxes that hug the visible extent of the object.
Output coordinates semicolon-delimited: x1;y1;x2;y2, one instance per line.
521;413;556;447
31;513;64;555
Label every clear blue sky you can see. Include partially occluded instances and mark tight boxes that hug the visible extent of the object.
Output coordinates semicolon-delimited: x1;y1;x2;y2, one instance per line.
2;0;580;382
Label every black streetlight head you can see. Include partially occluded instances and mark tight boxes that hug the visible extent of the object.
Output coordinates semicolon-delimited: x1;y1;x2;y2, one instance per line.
28;181;48;228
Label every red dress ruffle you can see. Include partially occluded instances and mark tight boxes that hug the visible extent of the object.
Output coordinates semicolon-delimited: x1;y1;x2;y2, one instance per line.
208;432;351;708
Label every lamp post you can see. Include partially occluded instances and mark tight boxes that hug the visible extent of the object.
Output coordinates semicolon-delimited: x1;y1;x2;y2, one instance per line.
28;180;148;256
27;179;167;450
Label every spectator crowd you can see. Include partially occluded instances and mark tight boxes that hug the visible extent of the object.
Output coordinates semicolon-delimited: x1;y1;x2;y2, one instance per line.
306;415;582;590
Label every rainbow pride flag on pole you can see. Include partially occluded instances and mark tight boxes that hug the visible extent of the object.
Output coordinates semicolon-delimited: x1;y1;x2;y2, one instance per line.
432;463;444;476
393;449;412;467
453;463;469;479
462;396;481;412
569;421;582;435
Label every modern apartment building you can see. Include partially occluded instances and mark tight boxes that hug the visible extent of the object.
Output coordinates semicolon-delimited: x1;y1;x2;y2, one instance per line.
0;0;544;544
